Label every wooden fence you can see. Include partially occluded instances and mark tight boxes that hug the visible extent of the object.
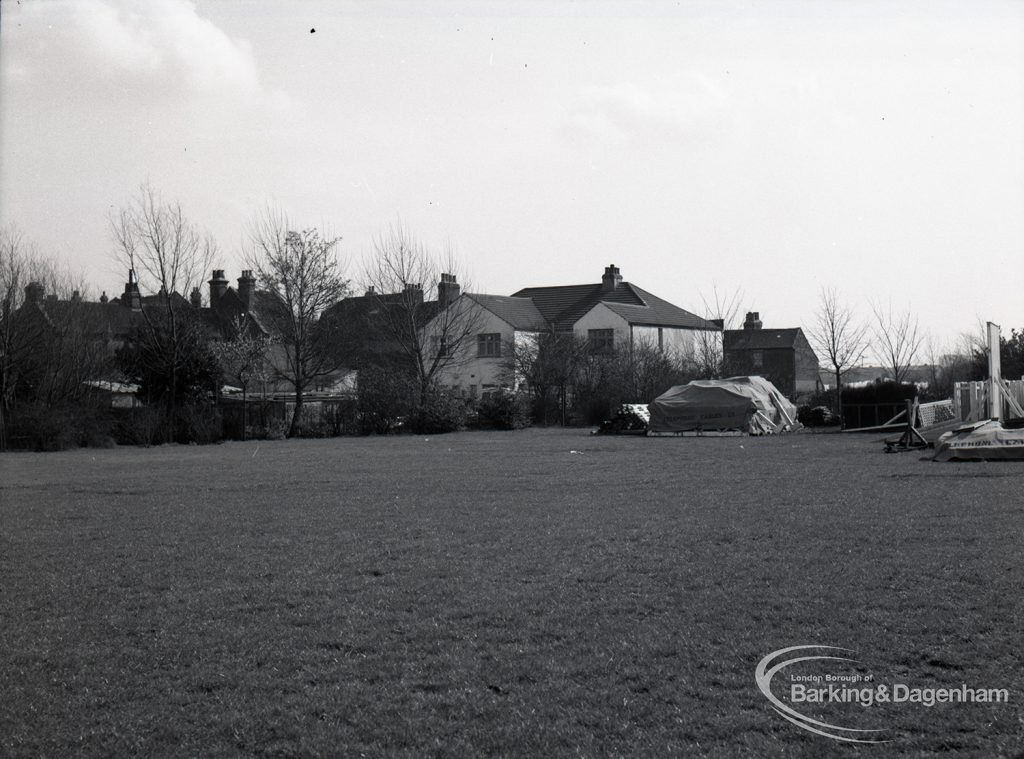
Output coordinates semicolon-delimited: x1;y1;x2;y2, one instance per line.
953;380;1024;422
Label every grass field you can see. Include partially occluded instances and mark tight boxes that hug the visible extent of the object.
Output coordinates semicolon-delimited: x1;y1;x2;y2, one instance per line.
2;429;1023;757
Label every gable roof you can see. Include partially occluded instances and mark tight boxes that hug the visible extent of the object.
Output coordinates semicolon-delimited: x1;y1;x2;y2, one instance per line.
724;328;804;351
601;285;718;330
511;281;716;331
201;286;285;339
466;294;547;331
510;282;644;330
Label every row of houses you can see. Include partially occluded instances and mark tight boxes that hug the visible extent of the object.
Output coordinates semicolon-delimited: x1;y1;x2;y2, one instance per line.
17;264;822;401
412;266;820;399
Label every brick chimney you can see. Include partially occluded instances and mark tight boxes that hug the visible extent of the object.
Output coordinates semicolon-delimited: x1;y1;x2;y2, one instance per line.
601;264;622;292
208;269;228;308
402;283;424;304
121;269;142;310
437;273;460;305
743;311;762;330
237;270;256;308
190;287;203;308
24;281;44;305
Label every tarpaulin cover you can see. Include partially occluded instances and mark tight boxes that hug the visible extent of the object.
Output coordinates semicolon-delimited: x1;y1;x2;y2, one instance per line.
647;376;800;434
932;420;1024;461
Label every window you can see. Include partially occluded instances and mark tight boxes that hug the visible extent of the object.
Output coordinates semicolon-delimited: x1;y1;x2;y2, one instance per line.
434;336;450;357
588;328;615;354
477;333;502;358
752;350;763;369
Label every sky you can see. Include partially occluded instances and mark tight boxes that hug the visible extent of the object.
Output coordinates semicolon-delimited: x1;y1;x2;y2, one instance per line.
1;0;1022;358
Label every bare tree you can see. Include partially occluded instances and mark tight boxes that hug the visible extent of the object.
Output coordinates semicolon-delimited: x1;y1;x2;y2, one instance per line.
1;226;112;448
211;314;274;439
111;184;216;303
871;300;925;384
0;227;38;435
362;224;481;405
110;184;217;440
694;284;745;377
245;208;349;436
922;334;983;400
510;329;588;425
807;288;870;416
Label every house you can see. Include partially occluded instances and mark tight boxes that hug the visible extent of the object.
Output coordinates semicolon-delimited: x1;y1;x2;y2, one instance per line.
322;282;449;373
426;292;549;397
200;269;358;396
15;271;149;348
429;265;720;398
723;312;821;399
6;270;197;411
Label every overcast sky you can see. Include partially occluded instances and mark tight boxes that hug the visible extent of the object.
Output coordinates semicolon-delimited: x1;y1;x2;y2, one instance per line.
2;0;1021;356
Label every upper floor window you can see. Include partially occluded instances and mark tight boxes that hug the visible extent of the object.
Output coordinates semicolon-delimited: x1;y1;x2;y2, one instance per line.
751;350;763;369
588;328;615;354
478;333;502;358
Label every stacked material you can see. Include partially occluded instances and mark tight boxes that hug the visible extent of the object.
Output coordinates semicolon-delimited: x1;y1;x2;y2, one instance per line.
596;404;651;435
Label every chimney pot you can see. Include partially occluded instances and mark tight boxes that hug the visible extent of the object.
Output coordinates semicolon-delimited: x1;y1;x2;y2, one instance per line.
24;281;44;304
122;270;142;310
237;270;256;308
601;264;622;292
437;272;461;305
209;269;229;308
402;283;424;303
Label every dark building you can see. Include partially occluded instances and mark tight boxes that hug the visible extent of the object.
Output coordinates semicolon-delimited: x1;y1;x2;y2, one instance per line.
724;312;821;399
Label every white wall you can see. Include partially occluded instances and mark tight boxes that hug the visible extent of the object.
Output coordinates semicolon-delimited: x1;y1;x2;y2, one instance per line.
572;303;630;346
427;297;519;396
574;303;707;360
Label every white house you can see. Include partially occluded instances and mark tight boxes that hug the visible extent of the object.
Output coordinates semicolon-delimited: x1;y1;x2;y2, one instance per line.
427;265;721;398
425;293;547;397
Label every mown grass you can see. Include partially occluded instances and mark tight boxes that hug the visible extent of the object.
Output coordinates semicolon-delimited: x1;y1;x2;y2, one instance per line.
1;430;1022;757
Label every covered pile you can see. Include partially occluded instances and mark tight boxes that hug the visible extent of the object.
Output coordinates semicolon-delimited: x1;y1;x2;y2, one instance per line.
647;376;800;435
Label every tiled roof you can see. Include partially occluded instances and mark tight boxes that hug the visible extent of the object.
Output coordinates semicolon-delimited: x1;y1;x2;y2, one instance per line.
510;281;717;331
467;294;547;331
31;300;142;338
724;328;802;350
511;282;646;330
602;285;718;330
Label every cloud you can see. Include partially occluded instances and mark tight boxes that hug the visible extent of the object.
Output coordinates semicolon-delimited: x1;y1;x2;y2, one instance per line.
4;0;273;103
564;75;728;143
